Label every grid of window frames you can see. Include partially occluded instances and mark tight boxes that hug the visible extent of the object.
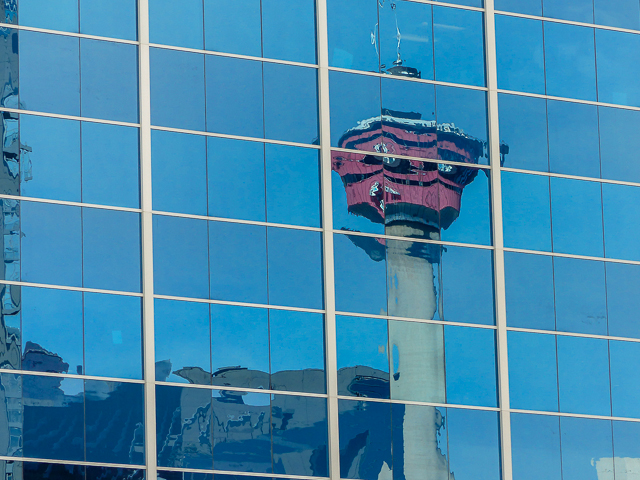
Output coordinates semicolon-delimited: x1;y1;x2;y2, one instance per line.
0;0;639;480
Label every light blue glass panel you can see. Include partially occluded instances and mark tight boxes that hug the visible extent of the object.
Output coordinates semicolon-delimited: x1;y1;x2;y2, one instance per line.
262;0;316;64
603;183;640;262
433;6;485;87
19;0;78;32
511;413;562;480
502;172;552;251
610;340;640;418
203;0;261;57
150;48;205;131
153;215;209;299
495;0;542;15
561;417;613;480
594;0;640;30
613;421;640;478
82;208;141;293
544;22;597;101
154;299;210;384
557;335;611;416
82;122;140;208
149;0;203;49
508;331;558;412
151;130;207;216
19;115;80;202
606;263;640;339
21;202;82;287
495;15;545;94
327;0;379;71
543;0;593;23
550;177;603;257
445;326;497;407
596;29;640;108
84;293;142;379
599;106;640;183
80;39;138;123
80;0;137;40
19;31;80;116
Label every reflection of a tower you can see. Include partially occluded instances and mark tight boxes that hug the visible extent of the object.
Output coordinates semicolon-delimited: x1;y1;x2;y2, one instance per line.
332;61;488;478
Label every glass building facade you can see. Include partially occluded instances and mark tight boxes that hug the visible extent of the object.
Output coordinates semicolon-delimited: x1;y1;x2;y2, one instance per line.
0;0;639;479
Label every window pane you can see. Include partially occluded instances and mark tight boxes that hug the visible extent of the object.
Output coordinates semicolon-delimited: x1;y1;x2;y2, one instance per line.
596;29;640;108
150;0;203;49
543;0;593;23
511;413;562;480
613;421;640;479
561;416;613;480
203;0;261;57
80;0;137;40
495;0;542;15
262;0;317;64
603;183;640;261
594;0;640;30
19;0;77;32
606;263;640;339
610;340;640;418
599;106;640;183
327;0;379;71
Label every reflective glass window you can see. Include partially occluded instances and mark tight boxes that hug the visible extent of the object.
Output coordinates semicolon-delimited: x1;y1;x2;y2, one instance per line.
444;326;497;407
327;0;379;71
613;421;640;479
21;462;85;480
152;130;208;216
155;299;211;384
203;0;261;57
544;22;597;101
561;416;613;480
508;331;558;412
149;0;204;49
433;7;485;87
603;183;640;262
596;29;640;108
557;335;611;416
150;48;206;131
495;0;542;15
550;177;603;257
19;0;78;32
599;106;640;184
79;0;138;40
511;413;562;480
544;0;593;23
262;0;317;64
594;0;640;30
610;340;640;418
153;215;209;299
606;263;640;339
86;466;145;480
504;252;555;330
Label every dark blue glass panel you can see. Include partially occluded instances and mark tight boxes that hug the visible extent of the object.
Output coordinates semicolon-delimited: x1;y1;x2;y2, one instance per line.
557;335;611;416
334;234;387;315
327;0;379;71
84;293;142;379
505;252;555;330
80;39;138;122
80;0;137;40
203;0;261;57
560;416;612;480
543;0;593;23
82;208;141;292
329;71;381;152
444;326;497;407
263;63;319;144
603;183;640;261
19;31;80;116
265;144;320;227
156;384;213;470
508;331;558;412
379;0;433;80
152;130;207;215
149;0;204;49
0;374;21;457
337;315;389;398
547;100;600;178
209;221;267;304
606;263;640;339
211;304;269;389
153;215;209;299
496;15;545;94
495;0;542;15
21;202;82;287
267;227;323;309
599;106;640;183
550;177;603;257
22;375;84;461
22;462;85;480
205;55;263;139
21;287;83;375
441;246;495;325
544;22;597;101
207;137;265;222
338;400;392;480
19;0;77;32
271;395;329;476
212;391;271;473
150;48;205;131
612;421;640;477
511;413;562;480
269;310;325;394
82;122;140;208
433;6;485;87
594;0;640;30
498;93;548;172
610;340;640;418
86;466;145;480
554;257;607;335
85;380;144;464
19;114;80;202
447;409;501;480
155;299;211;384
502;172;552;251
596;29;640;108
262;0;317;64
